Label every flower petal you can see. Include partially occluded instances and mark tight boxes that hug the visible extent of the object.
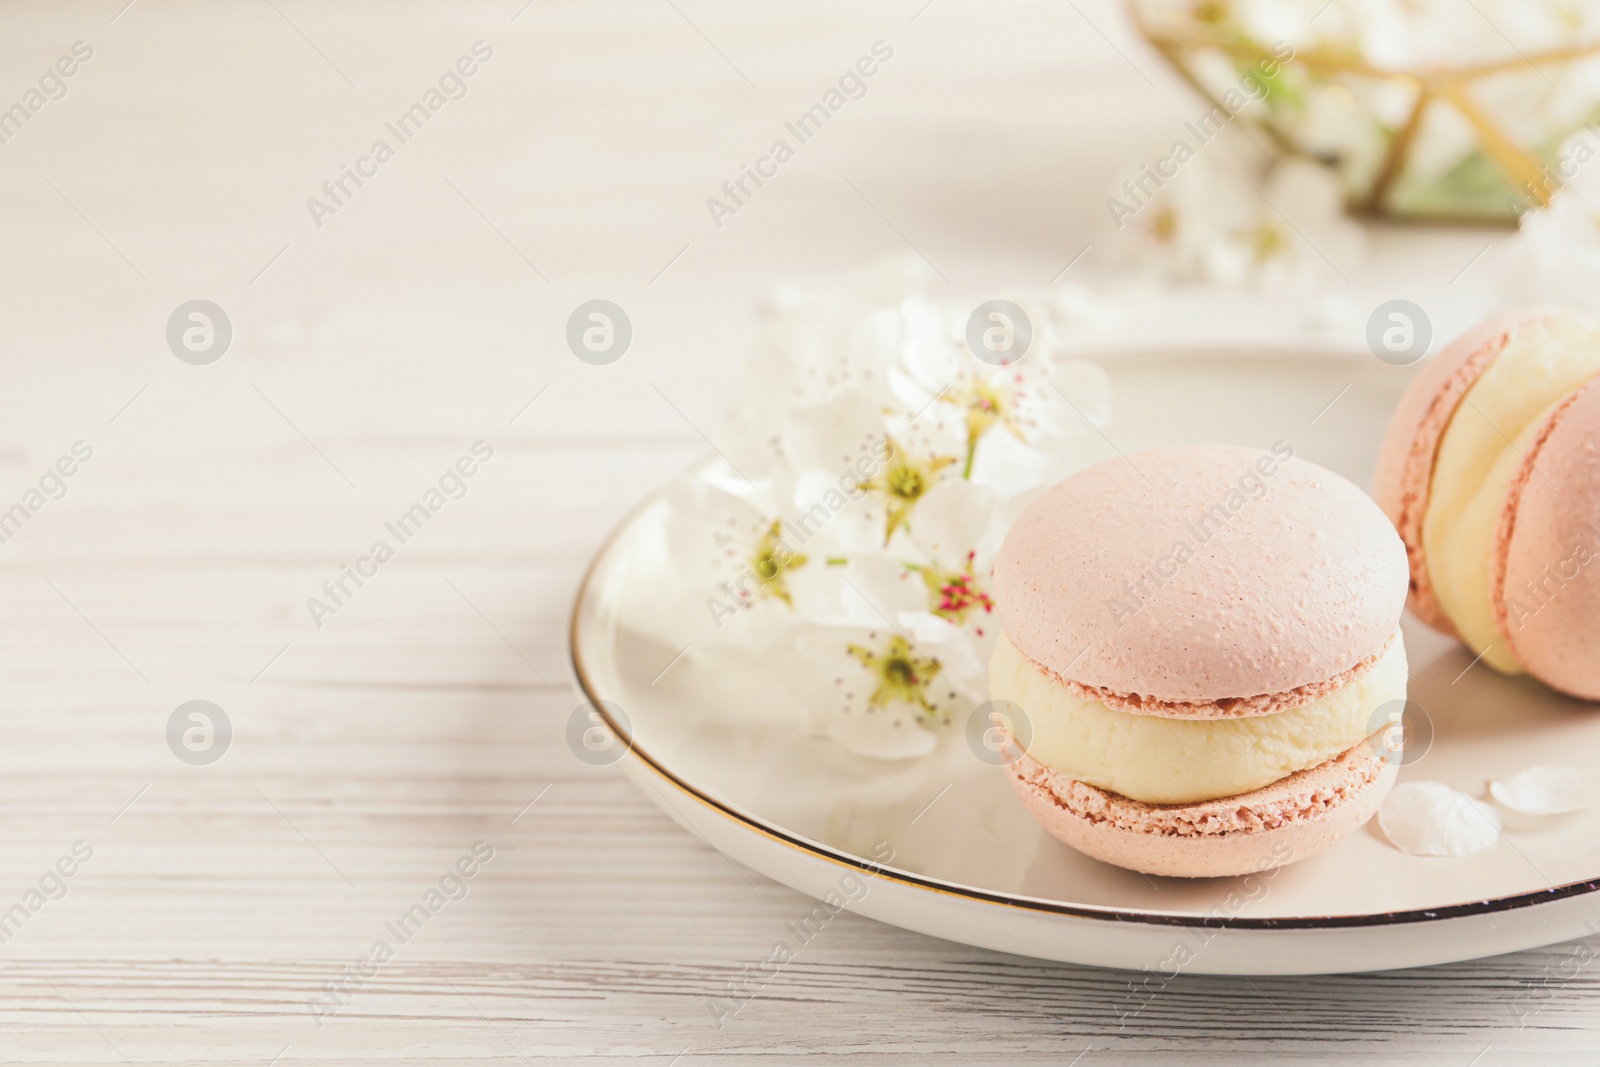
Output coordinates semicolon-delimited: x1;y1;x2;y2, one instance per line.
902;477;997;568
661;471;771;588
827;706;940;760
898;296;960;392
782;393;891;479
1378;781;1502;857
841;554;927;618
964;426;1066;495
1489;764;1600;815
895;610;986;688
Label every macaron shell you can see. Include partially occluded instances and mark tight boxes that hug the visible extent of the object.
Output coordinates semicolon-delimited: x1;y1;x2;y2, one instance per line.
1373;306;1581;634
1494;376;1600;700
995;445;1407;705
1005;741;1397;878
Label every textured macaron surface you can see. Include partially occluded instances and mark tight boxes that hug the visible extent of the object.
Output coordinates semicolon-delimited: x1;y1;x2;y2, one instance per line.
1495;376;1600;699
1005;740;1397;878
994;444;1408;705
1420;310;1600;672
1373;307;1576;631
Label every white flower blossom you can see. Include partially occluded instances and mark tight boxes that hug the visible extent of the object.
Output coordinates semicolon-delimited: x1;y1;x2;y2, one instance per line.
1499;132;1600;309
1106;154;1363;289
658;258;1116;760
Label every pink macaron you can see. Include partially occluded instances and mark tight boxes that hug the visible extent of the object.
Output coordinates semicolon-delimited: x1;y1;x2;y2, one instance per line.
991;444;1409;878
1374;306;1600;700
1495;379;1600;697
1373;306;1571;634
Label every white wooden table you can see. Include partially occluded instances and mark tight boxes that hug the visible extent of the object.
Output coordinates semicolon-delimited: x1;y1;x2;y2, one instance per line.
0;1;1588;1062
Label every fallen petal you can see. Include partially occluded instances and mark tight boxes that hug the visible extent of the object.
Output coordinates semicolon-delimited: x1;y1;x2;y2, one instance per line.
1378;781;1501;857
1489;764;1600;815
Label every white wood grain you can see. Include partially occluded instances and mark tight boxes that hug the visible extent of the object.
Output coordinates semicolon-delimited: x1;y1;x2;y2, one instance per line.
0;0;1585;1062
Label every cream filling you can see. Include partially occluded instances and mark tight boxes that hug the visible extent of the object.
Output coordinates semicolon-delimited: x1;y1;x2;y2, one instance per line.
1423;314;1600;674
987;633;1408;805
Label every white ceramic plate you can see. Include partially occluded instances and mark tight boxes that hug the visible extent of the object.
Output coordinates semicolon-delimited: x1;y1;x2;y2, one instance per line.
569;347;1600;975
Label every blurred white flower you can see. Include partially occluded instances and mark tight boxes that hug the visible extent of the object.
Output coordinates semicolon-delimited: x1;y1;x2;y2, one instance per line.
1106;153;1363;288
660;258;1115;760
1133;0;1600;218
883;295;1114;489
1247;157;1365;286
1140;0;1600;73
1106;152;1256;284
1498;132;1600;310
